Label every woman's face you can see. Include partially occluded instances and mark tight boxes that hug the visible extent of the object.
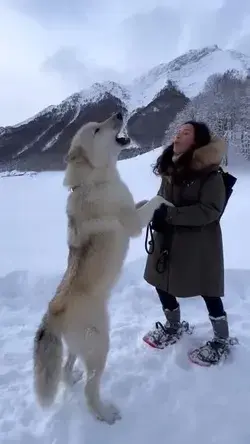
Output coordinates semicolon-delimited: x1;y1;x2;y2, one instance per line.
173;124;195;154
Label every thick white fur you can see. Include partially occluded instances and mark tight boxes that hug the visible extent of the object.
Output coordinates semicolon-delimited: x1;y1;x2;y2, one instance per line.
33;113;173;425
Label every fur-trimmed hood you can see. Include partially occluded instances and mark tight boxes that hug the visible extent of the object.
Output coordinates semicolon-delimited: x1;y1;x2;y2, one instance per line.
157;135;227;183
191;135;226;170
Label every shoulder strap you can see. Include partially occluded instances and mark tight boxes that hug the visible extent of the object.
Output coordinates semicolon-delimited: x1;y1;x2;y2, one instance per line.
199;167;237;217
218;167;237;199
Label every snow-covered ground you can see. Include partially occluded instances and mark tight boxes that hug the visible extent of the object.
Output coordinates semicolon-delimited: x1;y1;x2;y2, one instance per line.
0;149;250;444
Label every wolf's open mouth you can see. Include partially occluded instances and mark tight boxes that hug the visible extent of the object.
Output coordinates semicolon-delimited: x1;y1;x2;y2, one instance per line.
115;135;131;146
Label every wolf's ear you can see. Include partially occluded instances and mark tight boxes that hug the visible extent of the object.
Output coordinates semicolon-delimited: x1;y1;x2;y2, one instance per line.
64;144;83;164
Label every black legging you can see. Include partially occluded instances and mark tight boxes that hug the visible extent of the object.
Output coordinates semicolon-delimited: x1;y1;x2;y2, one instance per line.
156;288;225;318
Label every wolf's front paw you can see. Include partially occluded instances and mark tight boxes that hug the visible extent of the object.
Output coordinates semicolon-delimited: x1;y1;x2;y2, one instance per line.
135;199;148;209
155;195;174;208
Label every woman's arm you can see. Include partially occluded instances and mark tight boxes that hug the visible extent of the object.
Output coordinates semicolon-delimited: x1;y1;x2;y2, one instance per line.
165;173;226;227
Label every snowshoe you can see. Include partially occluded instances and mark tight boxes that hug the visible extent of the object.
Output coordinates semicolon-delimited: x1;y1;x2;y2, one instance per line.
143;320;193;349
188;337;239;367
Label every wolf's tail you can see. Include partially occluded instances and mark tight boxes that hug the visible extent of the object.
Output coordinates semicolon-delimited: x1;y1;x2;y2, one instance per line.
33;312;63;407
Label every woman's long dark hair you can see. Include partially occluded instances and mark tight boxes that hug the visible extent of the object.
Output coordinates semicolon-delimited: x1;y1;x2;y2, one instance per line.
153;121;211;177
152;143;174;176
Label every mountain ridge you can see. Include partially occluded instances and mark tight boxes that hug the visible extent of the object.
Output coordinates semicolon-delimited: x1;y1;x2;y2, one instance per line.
1;45;250;172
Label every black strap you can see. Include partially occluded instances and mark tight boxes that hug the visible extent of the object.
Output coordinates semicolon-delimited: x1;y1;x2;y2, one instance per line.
156;248;169;274
145;221;172;274
145;222;155;254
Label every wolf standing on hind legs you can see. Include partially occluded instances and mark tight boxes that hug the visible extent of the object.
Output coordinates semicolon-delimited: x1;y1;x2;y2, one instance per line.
33;112;173;424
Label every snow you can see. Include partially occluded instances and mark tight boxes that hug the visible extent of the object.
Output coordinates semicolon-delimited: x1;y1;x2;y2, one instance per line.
15;45;250;139
65;81;130;115
16;126;55;156
5;45;250;163
1;148;250;443
11;105;56;129
68;46;250;115
69;46;250;115
130;47;250;107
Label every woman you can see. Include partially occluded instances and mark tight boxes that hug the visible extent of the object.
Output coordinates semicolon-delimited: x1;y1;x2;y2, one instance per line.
143;121;234;366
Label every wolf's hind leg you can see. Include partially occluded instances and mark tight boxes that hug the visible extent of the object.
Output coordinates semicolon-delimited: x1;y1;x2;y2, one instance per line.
80;322;121;424
63;353;83;385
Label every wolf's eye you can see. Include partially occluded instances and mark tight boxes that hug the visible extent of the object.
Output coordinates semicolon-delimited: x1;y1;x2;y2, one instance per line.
94;128;100;134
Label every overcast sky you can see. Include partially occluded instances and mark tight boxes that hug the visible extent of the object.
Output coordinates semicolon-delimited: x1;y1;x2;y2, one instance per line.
0;0;249;126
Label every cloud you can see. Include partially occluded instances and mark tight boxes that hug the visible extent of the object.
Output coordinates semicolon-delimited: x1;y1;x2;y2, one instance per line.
0;0;249;126
42;46;122;89
0;3;70;126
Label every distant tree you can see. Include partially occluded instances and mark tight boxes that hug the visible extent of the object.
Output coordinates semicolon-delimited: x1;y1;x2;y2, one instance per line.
163;69;250;165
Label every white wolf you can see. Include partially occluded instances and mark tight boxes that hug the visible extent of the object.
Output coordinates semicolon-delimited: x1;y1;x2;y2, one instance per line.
33;112;173;424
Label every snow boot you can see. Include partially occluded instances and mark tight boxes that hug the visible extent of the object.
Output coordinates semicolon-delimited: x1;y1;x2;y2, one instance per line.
188;314;238;366
143;305;192;349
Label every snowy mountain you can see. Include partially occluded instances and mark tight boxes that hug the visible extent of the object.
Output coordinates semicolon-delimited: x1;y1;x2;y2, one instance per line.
131;45;250;105
1;45;250;172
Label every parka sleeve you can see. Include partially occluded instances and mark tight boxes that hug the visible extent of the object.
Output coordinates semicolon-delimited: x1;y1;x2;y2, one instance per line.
165;173;226;227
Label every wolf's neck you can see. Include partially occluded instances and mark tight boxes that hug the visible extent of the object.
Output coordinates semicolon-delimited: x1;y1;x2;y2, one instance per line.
93;164;120;187
63;162;119;190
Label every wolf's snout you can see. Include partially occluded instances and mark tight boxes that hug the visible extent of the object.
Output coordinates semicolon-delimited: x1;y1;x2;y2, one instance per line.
115;112;123;121
109;111;123;130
